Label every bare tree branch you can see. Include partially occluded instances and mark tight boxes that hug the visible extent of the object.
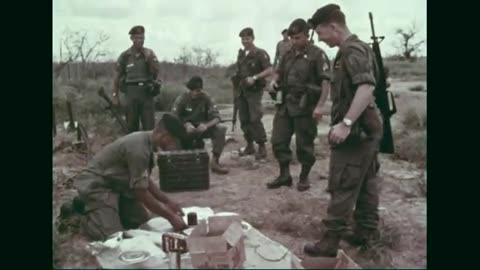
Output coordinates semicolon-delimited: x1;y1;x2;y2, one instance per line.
394;22;425;60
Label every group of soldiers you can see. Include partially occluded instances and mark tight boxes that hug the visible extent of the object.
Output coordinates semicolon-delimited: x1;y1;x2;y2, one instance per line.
61;3;385;258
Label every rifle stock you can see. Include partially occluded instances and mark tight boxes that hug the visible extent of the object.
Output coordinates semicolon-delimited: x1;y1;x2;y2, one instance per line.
369;12;396;154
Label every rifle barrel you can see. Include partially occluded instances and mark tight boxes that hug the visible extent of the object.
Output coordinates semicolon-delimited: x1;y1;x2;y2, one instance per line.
369;12;376;38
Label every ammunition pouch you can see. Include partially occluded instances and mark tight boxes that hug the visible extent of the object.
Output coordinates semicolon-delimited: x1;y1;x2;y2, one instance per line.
149;80;162;96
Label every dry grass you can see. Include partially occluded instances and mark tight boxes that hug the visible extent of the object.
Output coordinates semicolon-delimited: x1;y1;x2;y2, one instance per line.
384;57;426;81
392;98;426;168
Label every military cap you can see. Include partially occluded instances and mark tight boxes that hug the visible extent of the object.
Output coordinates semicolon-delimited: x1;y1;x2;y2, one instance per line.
239;27;254;38
186;76;203;91
288;18;310;36
129;25;145;35
157;112;187;139
308;4;341;28
281;29;288;34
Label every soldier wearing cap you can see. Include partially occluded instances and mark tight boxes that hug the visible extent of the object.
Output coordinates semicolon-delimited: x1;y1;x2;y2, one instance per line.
267;18;331;191
171;76;229;174
113;25;161;133
273;29;292;69
65;113;189;241
303;4;384;257
232;27;273;160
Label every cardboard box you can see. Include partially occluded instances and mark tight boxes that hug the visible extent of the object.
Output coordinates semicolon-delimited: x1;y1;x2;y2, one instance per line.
301;249;361;269
187;215;245;269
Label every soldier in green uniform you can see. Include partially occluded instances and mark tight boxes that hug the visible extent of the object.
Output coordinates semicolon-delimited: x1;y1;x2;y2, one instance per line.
69;114;188;241
233;27;273;160
267;19;331;191
273;29;292;69
303;4;384;257
171;76;229;175
112;25;161;133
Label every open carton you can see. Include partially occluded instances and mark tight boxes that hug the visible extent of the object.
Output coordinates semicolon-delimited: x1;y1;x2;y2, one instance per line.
187;215;246;269
301;249;361;269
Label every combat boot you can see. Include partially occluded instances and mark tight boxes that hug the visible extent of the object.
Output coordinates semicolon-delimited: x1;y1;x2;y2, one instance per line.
239;142;255;156
211;155;229;174
59;195;85;219
266;162;292;189
72;195;85;214
297;165;311;191
304;230;341;257
255;143;267;160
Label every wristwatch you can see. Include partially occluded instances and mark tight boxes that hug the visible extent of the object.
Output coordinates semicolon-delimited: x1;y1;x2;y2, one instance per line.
112;92;117;97
252;75;258;81
342;118;353;127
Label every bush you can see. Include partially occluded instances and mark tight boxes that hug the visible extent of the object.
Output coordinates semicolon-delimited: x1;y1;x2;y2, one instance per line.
409;84;425;92
394;130;426;168
155;83;186;111
402;103;426;131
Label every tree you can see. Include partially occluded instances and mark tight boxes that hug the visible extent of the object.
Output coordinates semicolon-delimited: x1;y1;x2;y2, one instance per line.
191;47;219;68
173;46;193;75
56;29;111;79
394;22;425;61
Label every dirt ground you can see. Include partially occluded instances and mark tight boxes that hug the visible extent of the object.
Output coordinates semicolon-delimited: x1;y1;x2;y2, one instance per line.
52;81;426;269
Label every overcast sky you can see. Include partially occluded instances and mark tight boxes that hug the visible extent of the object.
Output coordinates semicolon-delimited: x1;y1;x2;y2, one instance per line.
53;0;426;65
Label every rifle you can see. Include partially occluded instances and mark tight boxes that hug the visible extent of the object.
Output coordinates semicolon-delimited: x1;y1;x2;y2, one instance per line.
66;100;76;132
98;87;129;133
369;12;397;154
230;75;241;132
309;27;315;44
273;83;322;108
53;105;57;137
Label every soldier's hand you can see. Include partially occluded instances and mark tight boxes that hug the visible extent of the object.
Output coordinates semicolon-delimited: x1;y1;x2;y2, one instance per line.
167;201;184;216
269;80;278;93
185;123;196;134
169;213;188;232
313;106;323;122
329;123;351;145
112;94;120;106
197;123;208;133
246;76;256;86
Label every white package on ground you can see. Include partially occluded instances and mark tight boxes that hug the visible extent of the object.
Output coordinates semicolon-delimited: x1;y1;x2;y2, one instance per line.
88;207;301;269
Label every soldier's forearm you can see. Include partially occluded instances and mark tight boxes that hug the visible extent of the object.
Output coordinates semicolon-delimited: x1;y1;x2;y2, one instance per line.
255;66;274;79
136;189;175;219
148;180;171;204
316;80;331;108
344;84;375;123
271;72;280;83
113;74;120;94
205;118;220;128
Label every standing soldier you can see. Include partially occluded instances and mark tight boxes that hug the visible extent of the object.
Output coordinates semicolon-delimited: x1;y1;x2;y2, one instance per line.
303;4;384;257
267;19;331;191
171;76;229;175
273;29;292;69
233;27;273;160
113;25;161;133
